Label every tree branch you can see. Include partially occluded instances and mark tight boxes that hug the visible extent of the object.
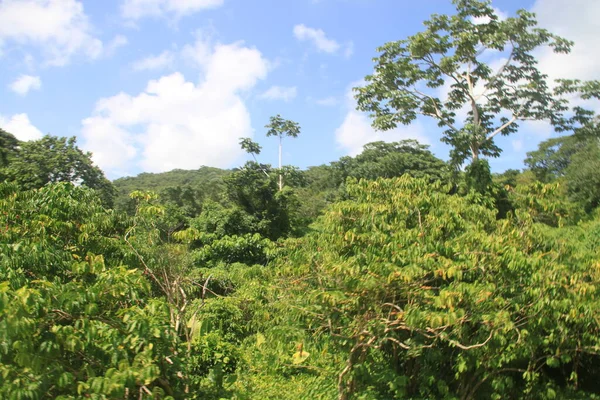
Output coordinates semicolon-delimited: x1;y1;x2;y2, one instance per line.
414;89;461;132
485;116;518;141
476;43;515;101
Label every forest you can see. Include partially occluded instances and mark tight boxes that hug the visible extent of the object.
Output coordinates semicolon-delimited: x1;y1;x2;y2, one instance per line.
1;1;600;399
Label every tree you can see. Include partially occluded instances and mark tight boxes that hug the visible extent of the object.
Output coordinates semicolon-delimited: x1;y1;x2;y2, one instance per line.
354;0;597;166
525;120;600;211
239;137;270;177
224;162;299;240
332;140;448;184
3;135;116;207
565;140;600;212
0;128;18;168
0;183;182;399
525;119;600;182
265;115;301;190
262;176;600;399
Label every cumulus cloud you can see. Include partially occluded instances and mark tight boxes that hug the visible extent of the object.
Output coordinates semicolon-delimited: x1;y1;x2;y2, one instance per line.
9;74;41;96
293;24;340;54
132;50;175;71
81;38;269;176
335;83;430;156
336;111;429;156
0;0;103;66
533;0;600;94
122;0;224;20
0;113;44;141
259;86;297;102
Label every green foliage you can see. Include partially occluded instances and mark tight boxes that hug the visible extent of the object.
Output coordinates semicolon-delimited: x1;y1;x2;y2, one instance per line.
113;166;229;214
0;128;19;168
332;140;448;183
354;0;598;164
508;181;583;227
1;135;115;207
525;121;600;211
493;169;521;188
259;176;600;399
525;135;583;183
294;140;448;226
465;158;493;194
183;231;274;267
565;140;600;211
0;183;181;399
265;115;301;141
225;162;301;240
239;138;262;156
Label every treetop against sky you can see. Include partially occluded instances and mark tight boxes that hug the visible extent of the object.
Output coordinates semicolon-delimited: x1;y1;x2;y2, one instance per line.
1;0;598;178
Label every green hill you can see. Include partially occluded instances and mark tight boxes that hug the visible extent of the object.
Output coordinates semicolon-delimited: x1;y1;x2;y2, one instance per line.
113;166;231;212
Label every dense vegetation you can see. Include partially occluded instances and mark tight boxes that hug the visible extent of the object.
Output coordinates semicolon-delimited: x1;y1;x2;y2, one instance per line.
1;1;599;399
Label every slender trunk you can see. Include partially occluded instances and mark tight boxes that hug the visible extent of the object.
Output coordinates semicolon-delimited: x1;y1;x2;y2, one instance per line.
471;145;479;161
278;136;283;191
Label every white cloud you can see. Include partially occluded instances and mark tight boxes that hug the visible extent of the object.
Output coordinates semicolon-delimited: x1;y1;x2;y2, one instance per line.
181;35;212;67
0;113;44;141
81;38;269;176
533;0;600;88
0;0;103;66
132;50;175;71
336;111;429;156
122;0;224;20
9;74;41;96
315;96;338;106
259;86;297;102
293;24;340;54
335;83;429;156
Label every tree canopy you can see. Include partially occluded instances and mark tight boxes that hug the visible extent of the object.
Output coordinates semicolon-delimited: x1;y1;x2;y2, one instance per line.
354;0;598;165
1;134;116;207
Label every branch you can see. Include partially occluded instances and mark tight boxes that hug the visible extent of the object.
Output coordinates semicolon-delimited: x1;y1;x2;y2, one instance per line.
251;154;270;177
476;43;515;101
464;367;526;400
448;330;494;350
485;116;518;142
338;335;377;400
465;63;480;128
414;89;461;133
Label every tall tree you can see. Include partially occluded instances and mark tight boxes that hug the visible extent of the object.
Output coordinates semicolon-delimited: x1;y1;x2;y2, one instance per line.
265;115;301;190
354;0;598;165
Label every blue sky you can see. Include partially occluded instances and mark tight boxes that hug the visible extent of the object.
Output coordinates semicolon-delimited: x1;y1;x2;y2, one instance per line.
1;0;598;179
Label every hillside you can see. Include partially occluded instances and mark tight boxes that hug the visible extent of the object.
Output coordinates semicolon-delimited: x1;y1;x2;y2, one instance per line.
113;166;231;211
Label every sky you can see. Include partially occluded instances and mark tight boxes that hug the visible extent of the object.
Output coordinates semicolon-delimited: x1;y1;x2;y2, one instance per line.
1;0;599;179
